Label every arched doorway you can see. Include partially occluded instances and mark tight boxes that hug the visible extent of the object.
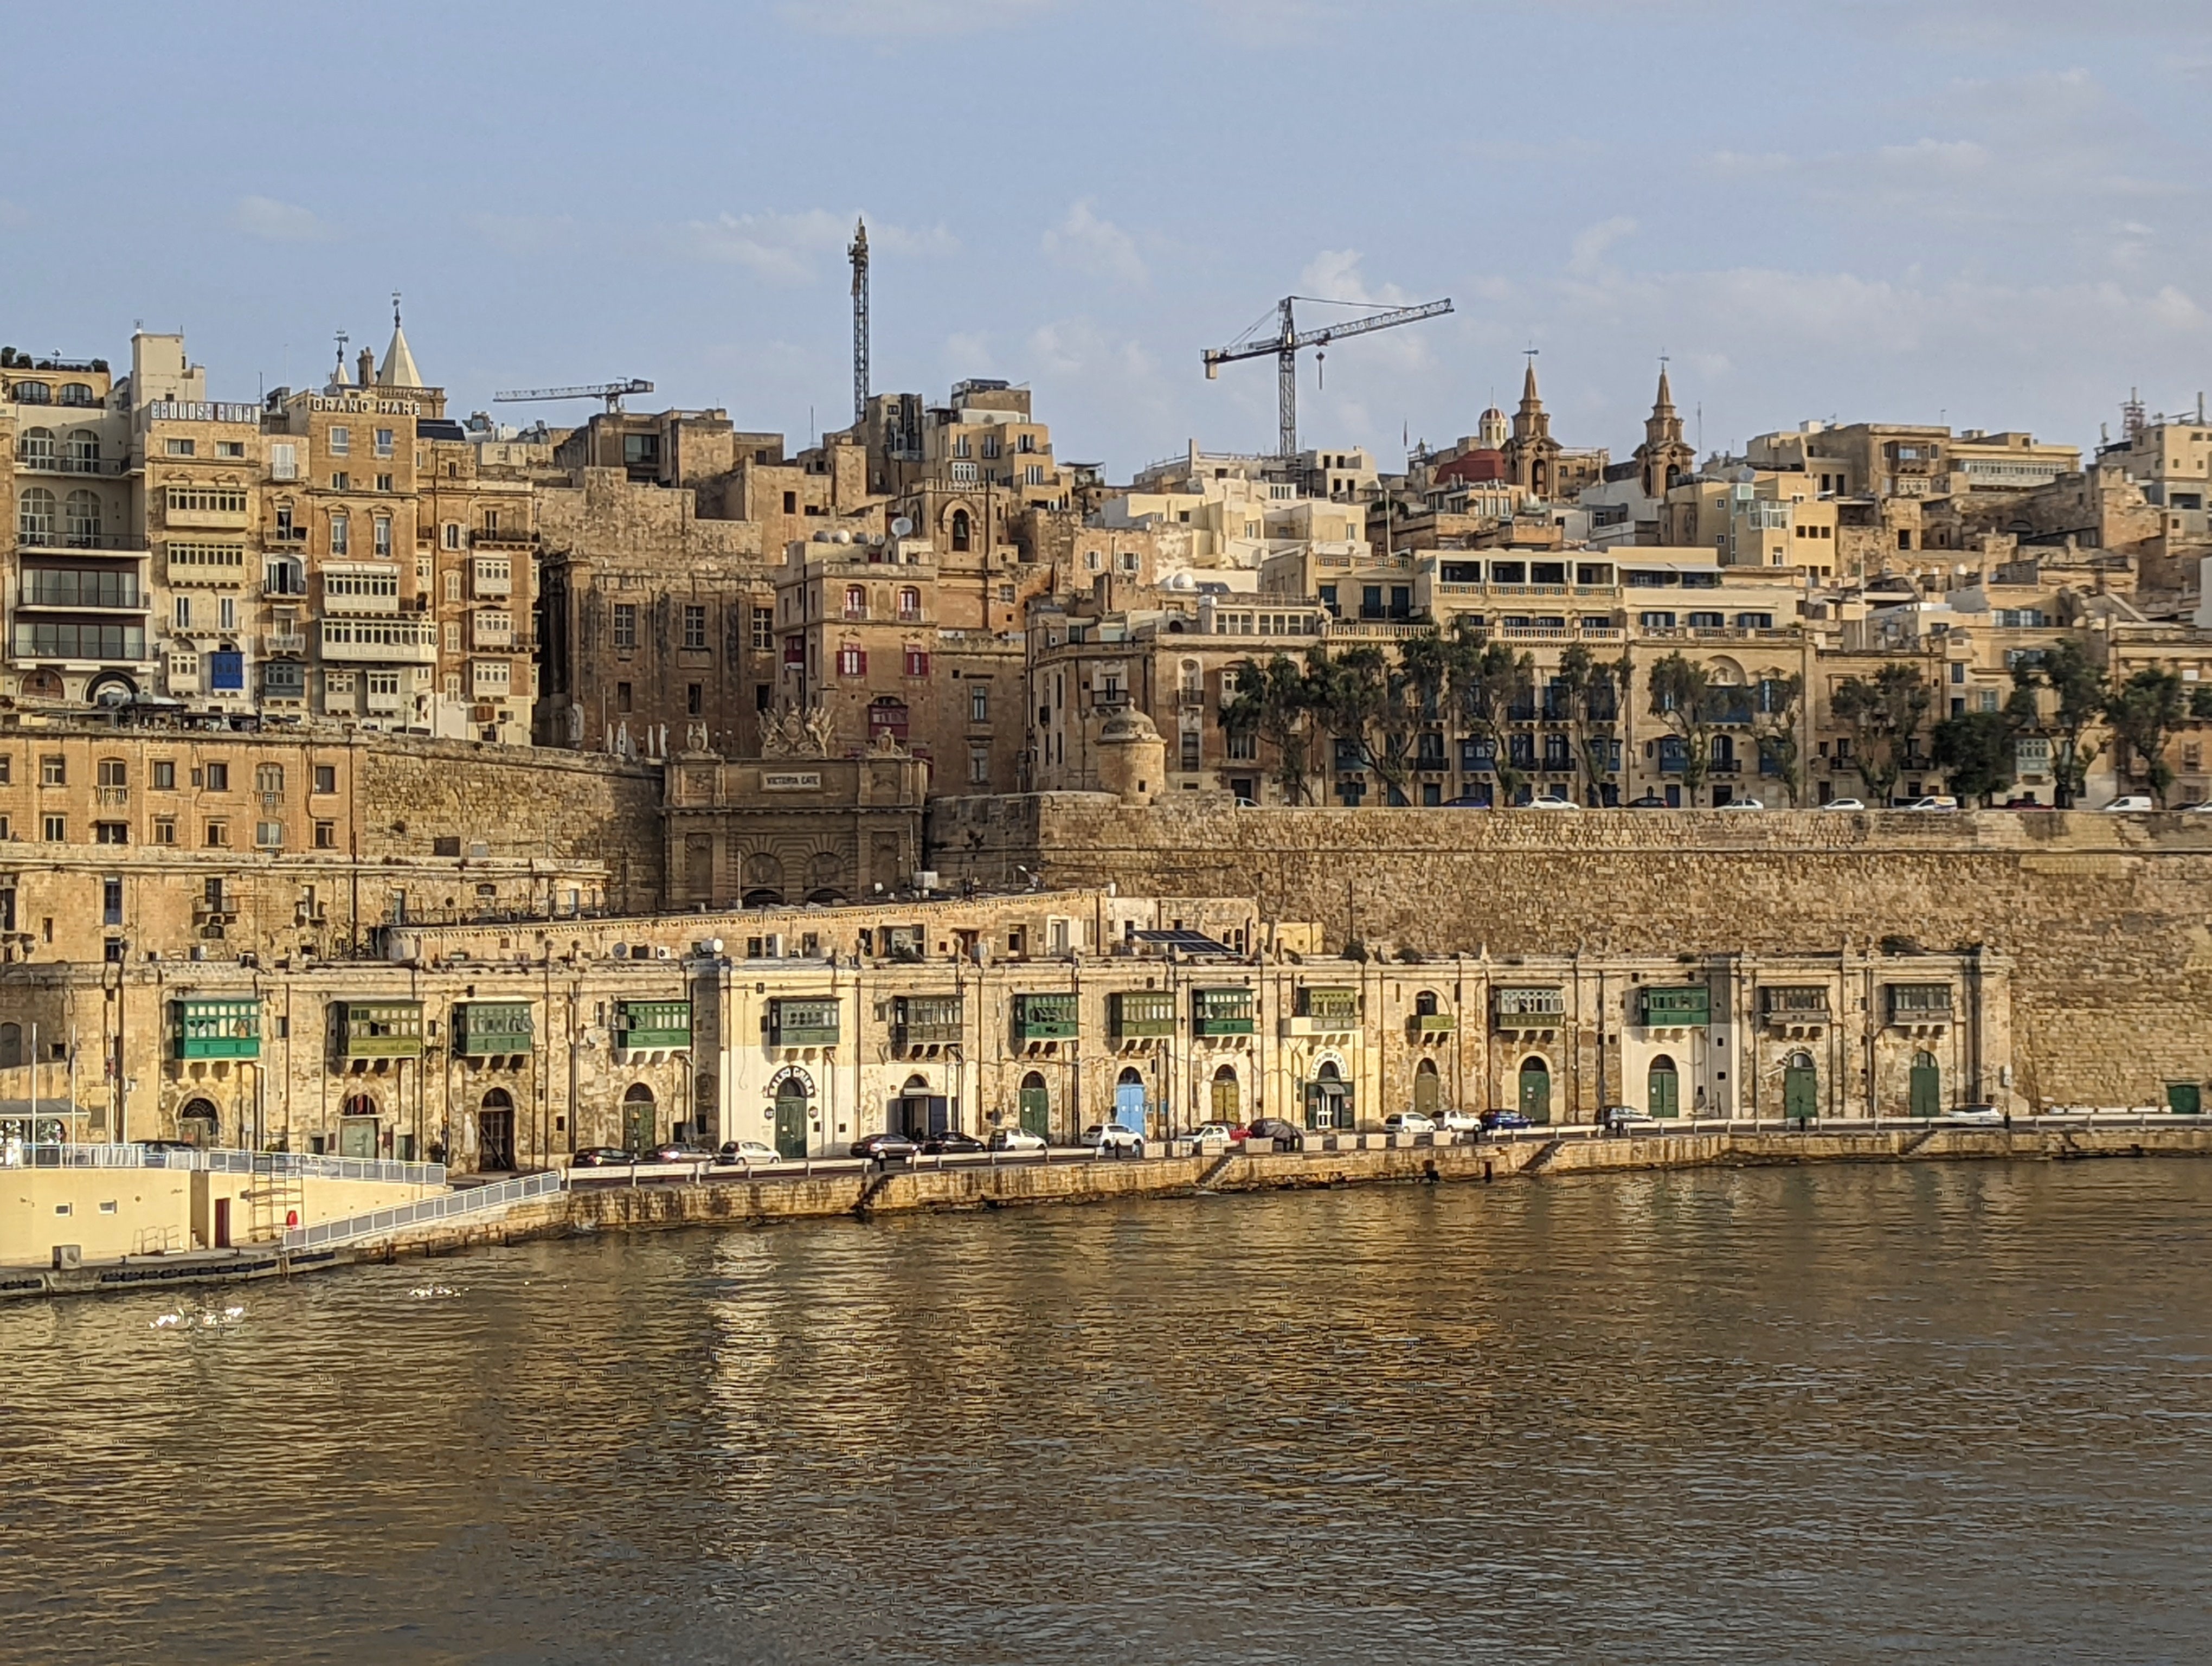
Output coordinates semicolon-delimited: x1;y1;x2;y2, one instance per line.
339;1092;378;1158
622;1082;657;1155
1211;1065;1240;1124
1909;1050;1940;1118
774;1074;811;1159
1114;1066;1148;1133
478;1088;516;1171
1413;1058;1440;1117
1019;1069;1051;1138
1784;1052;1818;1123
1517;1056;1551;1124
1648;1054;1680;1119
179;1097;220;1148
897;1072;944;1138
1305;1060;1352;1130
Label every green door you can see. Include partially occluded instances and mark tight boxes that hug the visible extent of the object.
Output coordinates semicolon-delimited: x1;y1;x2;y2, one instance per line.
625;1093;657;1155
1909;1052;1940;1118
1413;1065;1439;1117
2168;1083;2203;1115
1517;1059;1551;1125
1020;1078;1051;1138
774;1083;809;1159
339;1116;377;1158
1648;1060;1680;1119
1783;1054;1817;1123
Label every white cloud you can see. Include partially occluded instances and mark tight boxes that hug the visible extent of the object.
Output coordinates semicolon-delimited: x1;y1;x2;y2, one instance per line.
681;210;955;282
1041;201;1147;287
1297;249;1412;307
231;195;335;243
1567;215;1637;277
780;0;1056;38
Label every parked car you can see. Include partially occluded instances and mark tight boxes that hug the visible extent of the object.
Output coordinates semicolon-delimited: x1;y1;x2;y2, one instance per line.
1436;1109;1481;1132
2002;796;2052;810
851;1132;919;1161
1442;794;1495;809
648;1141;716;1163
987;1127;1048;1151
917;1129;987;1155
1242;1117;1304;1149
1523;793;1580;811
1625;792;1670;809
570;1146;638;1168
1384;1111;1437;1133
1479;1110;1533;1131
1604;1105;1656;1131
2100;795;2156;812
1948;1104;2005;1125
717;1139;779;1164
1715;797;1764;812
1819;797;1867;811
1900;795;1960;811
1186;1123;1238;1145
1082;1123;1147;1156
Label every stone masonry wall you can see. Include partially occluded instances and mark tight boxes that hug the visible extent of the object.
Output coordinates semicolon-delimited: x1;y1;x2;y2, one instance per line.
928;794;2212;1108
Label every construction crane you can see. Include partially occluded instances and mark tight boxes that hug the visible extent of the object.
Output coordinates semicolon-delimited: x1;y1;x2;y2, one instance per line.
1203;294;1452;459
850;217;870;428
492;378;654;414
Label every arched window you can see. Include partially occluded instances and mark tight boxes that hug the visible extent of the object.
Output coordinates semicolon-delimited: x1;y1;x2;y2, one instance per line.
64;489;101;541
18;426;55;467
57;382;94;408
18;485;55;541
66;428;99;467
1415;990;1441;1017
950;508;972;552
623;1082;655;1105
12;380;51;404
342;1093;378;1117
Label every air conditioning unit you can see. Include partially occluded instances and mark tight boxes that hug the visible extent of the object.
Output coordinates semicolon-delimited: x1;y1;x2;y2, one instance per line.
654;945;672;960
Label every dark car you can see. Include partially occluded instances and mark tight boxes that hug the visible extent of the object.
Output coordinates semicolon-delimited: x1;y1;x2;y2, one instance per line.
1479;1110;1534;1131
1625;793;1669;810
647;1141;715;1163
1243;1117;1304;1149
851;1132;920;1161
1441;794;1494;809
570;1146;639;1167
917;1129;986;1155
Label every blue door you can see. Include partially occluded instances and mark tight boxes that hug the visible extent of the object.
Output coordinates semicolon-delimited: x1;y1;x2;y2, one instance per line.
1114;1080;1147;1132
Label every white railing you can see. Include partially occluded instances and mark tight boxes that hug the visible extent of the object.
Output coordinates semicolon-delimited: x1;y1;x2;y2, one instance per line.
282;1169;563;1252
0;1143;446;1185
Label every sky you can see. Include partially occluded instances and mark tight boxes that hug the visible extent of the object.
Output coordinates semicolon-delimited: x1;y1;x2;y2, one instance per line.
4;0;2210;477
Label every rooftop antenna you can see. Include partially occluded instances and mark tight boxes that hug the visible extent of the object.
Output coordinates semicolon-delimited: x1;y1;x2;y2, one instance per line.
848;217;870;428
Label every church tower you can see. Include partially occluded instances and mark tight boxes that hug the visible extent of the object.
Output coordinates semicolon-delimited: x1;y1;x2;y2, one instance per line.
1634;364;1695;501
1502;355;1560;499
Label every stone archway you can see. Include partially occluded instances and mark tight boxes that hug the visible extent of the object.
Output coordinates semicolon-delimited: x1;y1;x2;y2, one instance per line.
179;1097;220;1148
623;1082;657;1154
478;1087;516;1171
1516;1056;1551;1125
1210;1064;1240;1124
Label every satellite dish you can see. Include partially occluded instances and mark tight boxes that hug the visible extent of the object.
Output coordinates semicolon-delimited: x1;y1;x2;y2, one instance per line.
891;517;914;539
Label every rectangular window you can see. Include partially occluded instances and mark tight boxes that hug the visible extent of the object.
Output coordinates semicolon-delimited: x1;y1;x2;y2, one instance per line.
152;760;177;790
312;764;336;794
375;428;394;456
41;755;66;786
206;762;229;792
969;684;988;722
204;821;228;848
269;443;299;481
905;648;930;678
374;517;393;555
329;514;349;555
750;607;773;650
330;472;349;492
256;821;284;849
329;426;350;456
969;745;991;784
613;604;637;651
152;816;177;845
42;815;66;842
164;437;195;457
683;604;708;650
94;822;128;845
256;764;284;795
375;473;393;495
314;819;336;849
838;645;866;677
217;440;244;459
442;522;461;550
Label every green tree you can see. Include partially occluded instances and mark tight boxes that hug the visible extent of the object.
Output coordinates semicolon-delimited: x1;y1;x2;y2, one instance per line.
1647;651;1716;799
1446;620;1534;804
2009;639;2103;806
1220;653;1320;804
1930;710;2016;805
1750;671;1805;805
1553;643;1632;805
2104;665;2187;805
1830;663;1932;804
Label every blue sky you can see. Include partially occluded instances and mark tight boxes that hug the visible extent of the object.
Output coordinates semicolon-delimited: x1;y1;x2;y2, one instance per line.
5;1;2209;475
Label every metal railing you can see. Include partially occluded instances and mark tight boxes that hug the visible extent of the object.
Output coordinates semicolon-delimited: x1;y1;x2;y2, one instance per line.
0;1142;448;1184
282;1168;563;1252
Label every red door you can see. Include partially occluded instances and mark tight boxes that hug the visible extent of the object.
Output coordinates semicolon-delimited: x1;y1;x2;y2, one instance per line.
213;1197;232;1250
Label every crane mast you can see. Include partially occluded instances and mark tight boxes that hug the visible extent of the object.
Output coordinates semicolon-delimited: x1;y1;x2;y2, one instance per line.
1203;294;1453;460
850;217;870;428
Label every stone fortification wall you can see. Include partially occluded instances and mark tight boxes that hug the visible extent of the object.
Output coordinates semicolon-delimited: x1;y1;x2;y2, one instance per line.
357;740;663;911
927;795;2212;1107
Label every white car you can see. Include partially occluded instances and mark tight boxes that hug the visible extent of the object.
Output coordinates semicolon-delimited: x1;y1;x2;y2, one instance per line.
1384;1111;1437;1133
987;1127;1047;1151
2100;795;2156;812
1523;794;1580;811
1186;1123;1237;1145
1604;1105;1657;1130
1820;797;1868;811
717;1139;777;1164
1901;795;1960;811
1715;797;1764;811
1947;1104;2005;1125
1436;1110;1481;1133
1081;1123;1146;1156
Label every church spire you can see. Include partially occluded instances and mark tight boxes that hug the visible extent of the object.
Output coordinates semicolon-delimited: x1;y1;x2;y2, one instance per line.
377;291;422;389
1654;359;1674;414
1519;348;1541;411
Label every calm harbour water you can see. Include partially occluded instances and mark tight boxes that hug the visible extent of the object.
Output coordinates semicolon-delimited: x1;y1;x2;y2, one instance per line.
3;1159;2210;1665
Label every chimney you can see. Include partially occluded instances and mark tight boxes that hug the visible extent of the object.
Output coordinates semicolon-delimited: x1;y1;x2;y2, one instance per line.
358;348;375;387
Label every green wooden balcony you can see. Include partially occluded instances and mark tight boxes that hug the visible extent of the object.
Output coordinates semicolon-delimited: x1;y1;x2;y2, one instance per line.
616;999;692;1050
1407;1011;1456;1039
337;999;424;1060
1013;993;1078;1043
452;1001;535;1056
1639;985;1711;1027
769;998;841;1047
1193;987;1256;1036
172;997;261;1061
893;995;964;1047
1111;990;1178;1040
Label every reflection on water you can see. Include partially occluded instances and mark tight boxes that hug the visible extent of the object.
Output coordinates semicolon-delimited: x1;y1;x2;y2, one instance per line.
5;1161;2211;1664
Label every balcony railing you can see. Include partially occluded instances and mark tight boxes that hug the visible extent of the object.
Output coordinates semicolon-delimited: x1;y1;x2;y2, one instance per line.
95;784;128;808
15;453;128;476
262;631;308;655
319;619;439;664
14;530;145;553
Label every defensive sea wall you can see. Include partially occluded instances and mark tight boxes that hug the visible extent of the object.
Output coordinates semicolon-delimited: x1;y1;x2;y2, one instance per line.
927;796;2212;1107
